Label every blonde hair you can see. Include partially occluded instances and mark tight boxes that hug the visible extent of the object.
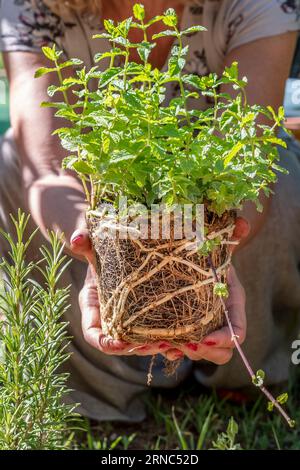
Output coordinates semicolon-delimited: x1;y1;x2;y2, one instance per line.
43;0;193;18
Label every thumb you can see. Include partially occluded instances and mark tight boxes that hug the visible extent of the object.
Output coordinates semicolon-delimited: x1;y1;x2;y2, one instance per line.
230;217;250;253
70;228;96;267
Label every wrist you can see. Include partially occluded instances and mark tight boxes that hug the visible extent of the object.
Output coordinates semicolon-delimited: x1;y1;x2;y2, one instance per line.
237;192;271;249
25;173;87;248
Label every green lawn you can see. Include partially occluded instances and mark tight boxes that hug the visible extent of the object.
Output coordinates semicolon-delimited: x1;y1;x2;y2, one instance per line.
1;263;299;450
74;367;300;450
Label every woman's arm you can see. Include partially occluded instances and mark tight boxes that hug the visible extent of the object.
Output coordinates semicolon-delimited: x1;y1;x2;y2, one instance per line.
3;51;86;251
221;32;298;248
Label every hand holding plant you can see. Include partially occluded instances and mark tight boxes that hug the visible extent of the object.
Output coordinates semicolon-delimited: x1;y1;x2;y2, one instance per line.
36;3;294;425
70;217;248;363
70;228;178;358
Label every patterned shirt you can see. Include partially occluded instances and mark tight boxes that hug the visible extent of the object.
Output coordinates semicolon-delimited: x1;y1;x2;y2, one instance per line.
1;0;300;105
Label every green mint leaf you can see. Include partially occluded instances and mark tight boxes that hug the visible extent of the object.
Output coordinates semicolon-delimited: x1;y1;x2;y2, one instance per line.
72;161;95;175
99;67;122;87
213;283;229;298
146;15;165;26
163;8;178;27
60;58;83;69
34;67;57;78
137;42;155;62
41;45;60;62
267;402;274;412
263;137;287;148
278;105;285;122
181;25;207;35
252;370;265;387
168;55;186;76
182;74;204;89
276;393;288;405
133;3;145;21
224;61;239;81
152;30;178;40
93;32;111;40
104;19;115;34
224;142;244;166
62;77;84;86
112;36;130;47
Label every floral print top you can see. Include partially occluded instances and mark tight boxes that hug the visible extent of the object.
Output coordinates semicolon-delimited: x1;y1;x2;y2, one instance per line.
0;0;300;105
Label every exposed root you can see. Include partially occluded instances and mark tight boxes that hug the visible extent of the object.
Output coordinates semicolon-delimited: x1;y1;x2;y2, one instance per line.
163;357;183;378
147;355;156;386
87;209;235;343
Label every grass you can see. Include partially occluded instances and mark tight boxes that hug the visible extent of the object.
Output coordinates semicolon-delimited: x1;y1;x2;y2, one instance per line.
73;366;300;450
1;263;299;449
1;264;300;449
0;217;299;450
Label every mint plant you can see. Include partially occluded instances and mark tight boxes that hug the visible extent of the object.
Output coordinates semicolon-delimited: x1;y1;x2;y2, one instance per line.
35;4;285;215
0;211;77;449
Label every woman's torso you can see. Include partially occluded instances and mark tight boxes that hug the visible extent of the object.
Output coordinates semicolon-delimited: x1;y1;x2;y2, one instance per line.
1;0;299;109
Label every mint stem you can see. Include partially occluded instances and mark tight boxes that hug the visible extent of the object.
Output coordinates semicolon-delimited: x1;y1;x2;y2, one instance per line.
207;255;294;427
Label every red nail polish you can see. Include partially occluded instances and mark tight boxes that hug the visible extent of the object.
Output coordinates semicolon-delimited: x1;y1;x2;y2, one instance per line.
186;343;198;351
202;340;216;346
71;234;84;244
159;342;171;350
174;350;184;358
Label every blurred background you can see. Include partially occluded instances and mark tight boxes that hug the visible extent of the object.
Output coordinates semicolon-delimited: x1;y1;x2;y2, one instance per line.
0;53;9;135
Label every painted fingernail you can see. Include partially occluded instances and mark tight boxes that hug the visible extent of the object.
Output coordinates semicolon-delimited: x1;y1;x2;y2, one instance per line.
138;345;150;351
71;234;84;245
159;342;171;350
174;350;184;359
202;340;216;346
111;340;130;350
186;343;198;351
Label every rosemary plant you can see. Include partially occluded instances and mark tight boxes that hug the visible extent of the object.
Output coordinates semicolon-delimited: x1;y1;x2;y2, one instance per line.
0;211;77;450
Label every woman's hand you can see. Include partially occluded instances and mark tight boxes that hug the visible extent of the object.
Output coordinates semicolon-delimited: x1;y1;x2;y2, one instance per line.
71;229;175;357
176;217;249;364
71;217;249;363
177;265;246;364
